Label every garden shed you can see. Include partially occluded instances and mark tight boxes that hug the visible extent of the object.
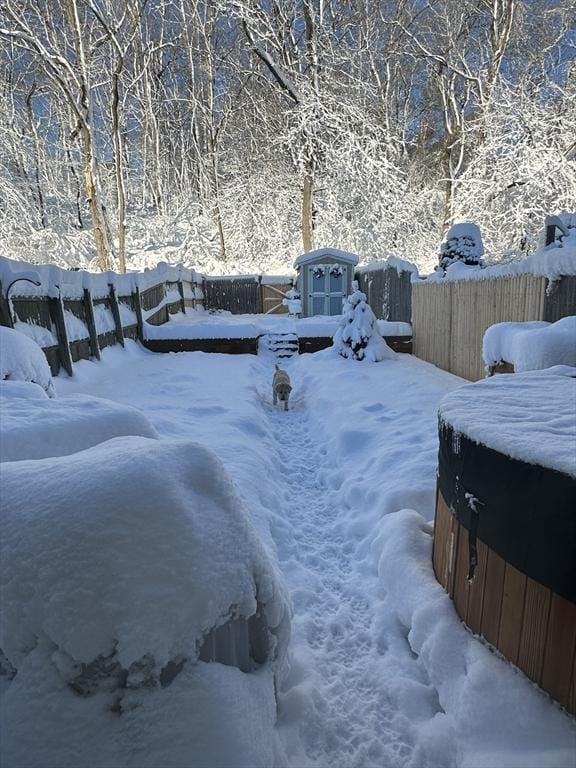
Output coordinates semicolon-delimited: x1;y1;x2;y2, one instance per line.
294;248;359;317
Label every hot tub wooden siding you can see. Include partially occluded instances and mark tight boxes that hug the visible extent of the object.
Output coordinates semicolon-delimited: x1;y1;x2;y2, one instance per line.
433;489;576;716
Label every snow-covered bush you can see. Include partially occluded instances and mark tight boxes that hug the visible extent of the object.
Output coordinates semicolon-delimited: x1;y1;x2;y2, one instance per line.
438;222;485;272
0;326;55;396
0;435;290;766
333;282;395;362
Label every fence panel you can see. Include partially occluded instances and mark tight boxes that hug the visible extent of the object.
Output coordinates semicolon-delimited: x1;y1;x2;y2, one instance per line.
412;282;453;373
544;275;576;322
356;267;412;321
204;277;262;314
413;275;548;380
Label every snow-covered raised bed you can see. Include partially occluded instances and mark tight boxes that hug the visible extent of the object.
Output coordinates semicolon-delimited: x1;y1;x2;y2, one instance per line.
483;316;576;373
0;393;158;462
0;435;290;766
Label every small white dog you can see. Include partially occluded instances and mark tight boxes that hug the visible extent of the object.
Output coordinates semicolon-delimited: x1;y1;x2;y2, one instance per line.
272;364;292;411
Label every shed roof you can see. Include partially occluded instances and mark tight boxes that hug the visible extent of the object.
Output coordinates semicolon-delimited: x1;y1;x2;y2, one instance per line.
294;248;360;269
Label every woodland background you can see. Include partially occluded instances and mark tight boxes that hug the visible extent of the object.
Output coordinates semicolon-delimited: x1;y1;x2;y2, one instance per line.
0;0;575;275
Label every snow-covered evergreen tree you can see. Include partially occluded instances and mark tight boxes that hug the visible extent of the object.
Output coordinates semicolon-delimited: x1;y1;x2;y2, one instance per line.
438;223;485;272
333;282;395;362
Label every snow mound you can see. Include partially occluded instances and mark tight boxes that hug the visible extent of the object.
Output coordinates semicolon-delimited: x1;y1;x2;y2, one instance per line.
439;366;576;477
0;326;55;396
1;435;290;674
0;394;158;462
483;317;576;372
0;379;49;400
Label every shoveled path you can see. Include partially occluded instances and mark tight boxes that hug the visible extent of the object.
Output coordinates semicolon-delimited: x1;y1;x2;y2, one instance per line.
263;360;421;768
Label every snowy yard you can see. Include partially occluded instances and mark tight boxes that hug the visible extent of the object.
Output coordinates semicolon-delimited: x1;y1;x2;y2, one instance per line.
3;341;569;767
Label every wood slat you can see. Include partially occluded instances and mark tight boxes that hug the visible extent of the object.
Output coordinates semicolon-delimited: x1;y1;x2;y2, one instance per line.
480;548;506;647
541;594;576;710
453;525;470;619
465;539;489;635
433;491;450;590
498;563;527;665
517;578;551;684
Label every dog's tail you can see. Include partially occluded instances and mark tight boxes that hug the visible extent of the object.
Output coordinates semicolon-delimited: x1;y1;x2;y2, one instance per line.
275;364;280;370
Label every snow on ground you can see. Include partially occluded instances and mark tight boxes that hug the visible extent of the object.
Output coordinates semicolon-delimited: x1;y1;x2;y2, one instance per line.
0;394;158;462
144;310;411;340
48;341;576;768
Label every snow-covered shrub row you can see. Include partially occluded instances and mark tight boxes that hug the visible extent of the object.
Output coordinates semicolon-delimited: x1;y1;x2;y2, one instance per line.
483;317;576;372
0;435;290;765
0;326;55;396
333;283;395;361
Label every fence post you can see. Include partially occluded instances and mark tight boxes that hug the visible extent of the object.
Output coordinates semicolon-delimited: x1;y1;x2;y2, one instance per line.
83;288;101;360
133;287;144;342
108;284;125;347
0;281;14;328
48;293;73;376
177;279;186;314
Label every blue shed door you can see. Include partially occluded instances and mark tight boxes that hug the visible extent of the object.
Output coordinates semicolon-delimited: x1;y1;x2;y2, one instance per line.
308;265;347;315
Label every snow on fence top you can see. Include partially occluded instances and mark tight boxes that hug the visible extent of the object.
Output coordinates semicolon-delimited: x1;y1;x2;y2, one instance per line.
355;255;419;276
0;255;202;300
439;366;576;478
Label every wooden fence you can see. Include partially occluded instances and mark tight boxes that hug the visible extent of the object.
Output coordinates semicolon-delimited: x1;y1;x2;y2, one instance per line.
355;265;412;322
204;277;262;314
1;266;204;377
412;275;551;380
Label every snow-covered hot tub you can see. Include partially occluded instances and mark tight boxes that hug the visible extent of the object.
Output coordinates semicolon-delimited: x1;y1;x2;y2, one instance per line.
433;366;576;715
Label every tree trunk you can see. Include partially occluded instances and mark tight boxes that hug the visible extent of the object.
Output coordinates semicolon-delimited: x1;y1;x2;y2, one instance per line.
302;168;314;252
112;63;127;273
83;127;110;271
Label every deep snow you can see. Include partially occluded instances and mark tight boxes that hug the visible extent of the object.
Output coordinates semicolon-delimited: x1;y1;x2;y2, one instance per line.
42;341;576;768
